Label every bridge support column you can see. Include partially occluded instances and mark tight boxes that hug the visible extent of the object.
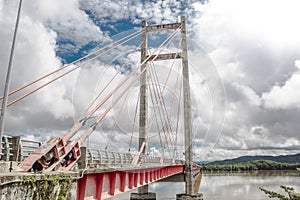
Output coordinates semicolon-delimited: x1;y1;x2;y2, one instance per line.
176;16;204;200
130;192;156;200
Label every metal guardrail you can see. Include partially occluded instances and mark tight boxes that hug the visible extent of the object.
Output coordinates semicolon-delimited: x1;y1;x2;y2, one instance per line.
81;147;183;169
0;135;14;161
141;154;184;165
19;138;42;161
86;148;134;166
1;135;183;169
1;135;42;162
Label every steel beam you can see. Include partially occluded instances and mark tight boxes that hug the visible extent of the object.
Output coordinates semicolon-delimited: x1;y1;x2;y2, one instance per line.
147;53;182;62
146;23;181;32
77;165;184;200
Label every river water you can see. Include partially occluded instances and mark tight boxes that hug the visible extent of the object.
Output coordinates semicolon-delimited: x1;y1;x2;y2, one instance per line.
110;171;300;200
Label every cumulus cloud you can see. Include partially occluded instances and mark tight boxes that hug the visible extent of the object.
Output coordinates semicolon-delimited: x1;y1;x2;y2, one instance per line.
0;0;74;131
189;0;300;160
24;0;108;58
262;60;300;109
81;0;176;24
192;0;300;93
1;0;300;162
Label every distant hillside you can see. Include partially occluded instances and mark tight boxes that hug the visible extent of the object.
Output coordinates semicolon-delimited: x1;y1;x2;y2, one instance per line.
203;160;300;171
207;153;300;165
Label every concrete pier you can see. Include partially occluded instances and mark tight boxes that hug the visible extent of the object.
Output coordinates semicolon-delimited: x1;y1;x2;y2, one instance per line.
176;193;204;200
130;192;156;200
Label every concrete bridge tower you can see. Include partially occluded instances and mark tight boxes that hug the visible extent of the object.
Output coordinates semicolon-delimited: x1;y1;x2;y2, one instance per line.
131;16;203;200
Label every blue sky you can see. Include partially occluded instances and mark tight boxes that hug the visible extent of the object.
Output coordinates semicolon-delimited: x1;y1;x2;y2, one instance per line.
1;0;300;161
56;0;200;63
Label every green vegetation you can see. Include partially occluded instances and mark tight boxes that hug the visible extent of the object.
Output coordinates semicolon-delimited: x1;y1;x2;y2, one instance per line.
207;153;300;165
259;170;300;199
259;186;300;200
203;160;300;172
23;173;73;200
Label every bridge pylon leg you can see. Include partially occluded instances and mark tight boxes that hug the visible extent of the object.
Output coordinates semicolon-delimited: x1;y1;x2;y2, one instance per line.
176;16;204;200
131;18;156;200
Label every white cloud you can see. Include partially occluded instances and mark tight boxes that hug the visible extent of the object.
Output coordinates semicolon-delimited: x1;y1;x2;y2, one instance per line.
189;0;300;160
233;83;261;106
262;61;300;109
0;0;76;131
2;0;300;162
0;0;3;13
80;0;184;25
192;0;300;93
295;60;300;70
24;0;108;54
193;0;300;48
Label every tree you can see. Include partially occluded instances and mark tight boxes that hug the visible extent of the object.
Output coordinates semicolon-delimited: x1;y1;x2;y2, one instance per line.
259;186;300;200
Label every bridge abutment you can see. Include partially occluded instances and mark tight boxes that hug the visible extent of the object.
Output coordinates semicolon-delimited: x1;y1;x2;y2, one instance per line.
0;172;78;200
130;192;156;200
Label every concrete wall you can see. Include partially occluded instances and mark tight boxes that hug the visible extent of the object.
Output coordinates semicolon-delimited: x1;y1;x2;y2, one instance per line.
0;171;78;200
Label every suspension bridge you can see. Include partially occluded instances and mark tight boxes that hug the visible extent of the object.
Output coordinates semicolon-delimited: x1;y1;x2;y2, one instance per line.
0;16;203;200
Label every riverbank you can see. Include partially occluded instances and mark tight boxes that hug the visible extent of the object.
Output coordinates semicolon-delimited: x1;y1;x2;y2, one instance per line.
203;169;300;176
202;160;300;172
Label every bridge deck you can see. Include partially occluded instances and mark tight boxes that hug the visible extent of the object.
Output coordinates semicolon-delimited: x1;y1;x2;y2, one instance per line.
0;138;190;200
77;165;185;200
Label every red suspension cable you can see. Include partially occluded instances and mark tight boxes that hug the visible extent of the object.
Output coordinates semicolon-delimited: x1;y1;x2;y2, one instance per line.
77;27;182;146
128;91;140;152
3;31;143;109
0;30;142;103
